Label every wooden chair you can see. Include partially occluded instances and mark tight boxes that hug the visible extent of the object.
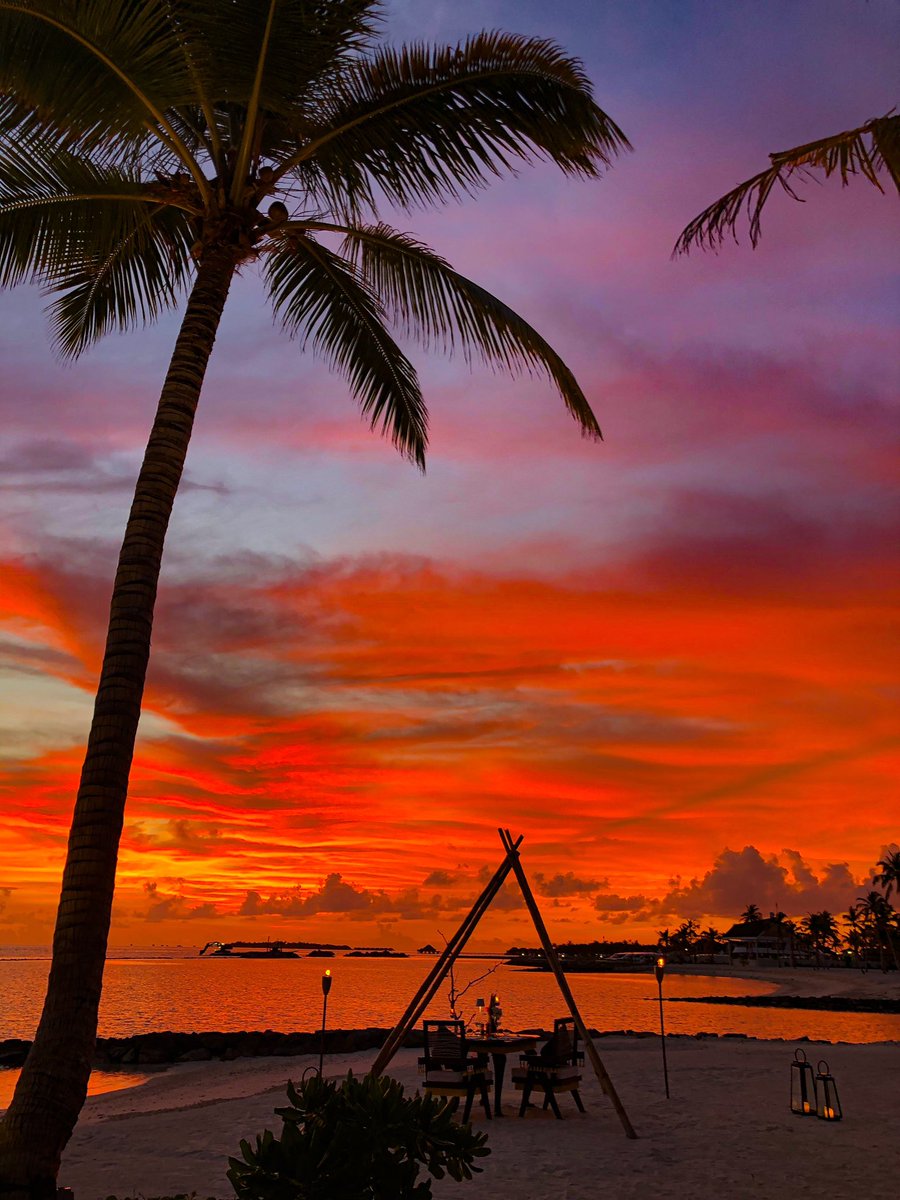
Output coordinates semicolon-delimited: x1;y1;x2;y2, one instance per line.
512;1017;586;1119
420;1019;492;1122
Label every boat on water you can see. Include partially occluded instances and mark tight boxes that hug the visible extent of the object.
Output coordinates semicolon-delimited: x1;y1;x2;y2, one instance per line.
199;941;299;959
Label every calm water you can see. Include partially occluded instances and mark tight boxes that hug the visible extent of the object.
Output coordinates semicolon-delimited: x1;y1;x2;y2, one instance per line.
2;950;898;1045
0;1066;153;1108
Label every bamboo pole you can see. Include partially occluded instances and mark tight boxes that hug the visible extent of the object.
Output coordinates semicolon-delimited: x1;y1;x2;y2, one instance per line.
499;828;637;1139
370;838;519;1075
370;836;522;1076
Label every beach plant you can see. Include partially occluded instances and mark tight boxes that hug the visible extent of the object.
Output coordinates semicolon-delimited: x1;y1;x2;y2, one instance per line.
674;110;899;252
0;2;628;1192
226;1071;489;1200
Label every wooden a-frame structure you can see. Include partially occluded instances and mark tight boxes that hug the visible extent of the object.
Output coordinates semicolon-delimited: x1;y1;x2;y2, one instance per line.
370;828;637;1138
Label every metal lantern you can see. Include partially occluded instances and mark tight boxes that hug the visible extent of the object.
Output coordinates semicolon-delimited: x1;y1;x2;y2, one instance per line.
790;1048;817;1115
815;1059;842;1121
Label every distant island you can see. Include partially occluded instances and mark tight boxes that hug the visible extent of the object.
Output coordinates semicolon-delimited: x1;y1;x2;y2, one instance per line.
199;940;350;958
346;948;408;958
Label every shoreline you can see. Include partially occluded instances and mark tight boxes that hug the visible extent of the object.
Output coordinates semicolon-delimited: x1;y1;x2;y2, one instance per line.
2;1016;895;1075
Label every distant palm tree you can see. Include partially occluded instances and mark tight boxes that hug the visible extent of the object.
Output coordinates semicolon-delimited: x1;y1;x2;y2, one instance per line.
767;911;794;968
843;905;864;971
672;918;700;961
801;911;840;967
674;111;899;252
856;891;899;973
0;2;628;1190
695;925;722;961
741;903;762;923
874;847;900;901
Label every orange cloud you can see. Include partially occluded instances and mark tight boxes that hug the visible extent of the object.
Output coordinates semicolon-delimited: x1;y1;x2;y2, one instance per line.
1;542;896;945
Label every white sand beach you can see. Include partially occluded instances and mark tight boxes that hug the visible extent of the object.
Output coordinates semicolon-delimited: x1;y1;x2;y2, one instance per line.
57;1034;898;1200
668;963;900;1001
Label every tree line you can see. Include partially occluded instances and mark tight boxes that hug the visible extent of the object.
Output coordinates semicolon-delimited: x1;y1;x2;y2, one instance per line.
657;849;900;972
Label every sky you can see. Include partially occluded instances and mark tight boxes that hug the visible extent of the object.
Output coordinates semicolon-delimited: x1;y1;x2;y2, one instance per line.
0;0;898;951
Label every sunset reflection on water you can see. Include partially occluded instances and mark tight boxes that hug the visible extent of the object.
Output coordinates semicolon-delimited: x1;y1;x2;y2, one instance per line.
2;954;897;1045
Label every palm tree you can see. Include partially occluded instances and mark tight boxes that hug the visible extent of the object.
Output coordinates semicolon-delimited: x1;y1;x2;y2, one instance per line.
0;3;628;1190
874;847;900;901
695;925;722;961
671;918;700;961
740;903;762;923
856;891;899;973
674;111;899;252
801;911;840;968
843;905;864;971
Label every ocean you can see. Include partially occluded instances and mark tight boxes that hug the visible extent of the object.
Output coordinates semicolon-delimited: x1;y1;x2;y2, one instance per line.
3;947;897;1045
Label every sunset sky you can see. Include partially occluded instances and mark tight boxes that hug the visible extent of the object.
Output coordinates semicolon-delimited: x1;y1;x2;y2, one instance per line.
0;0;897;951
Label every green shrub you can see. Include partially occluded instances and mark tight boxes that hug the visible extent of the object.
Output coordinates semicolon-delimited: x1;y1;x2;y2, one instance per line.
227;1070;490;1199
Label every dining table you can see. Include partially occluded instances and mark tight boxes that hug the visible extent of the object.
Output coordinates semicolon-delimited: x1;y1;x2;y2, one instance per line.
467;1032;541;1116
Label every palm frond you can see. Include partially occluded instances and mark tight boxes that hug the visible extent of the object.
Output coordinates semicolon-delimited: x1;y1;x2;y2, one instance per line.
281;31;629;209
314;220;600;439
675;112;900;254
178;0;381;116
0;107;194;353
0;0;207;192
265;231;427;466
49;202;194;356
230;0;281;199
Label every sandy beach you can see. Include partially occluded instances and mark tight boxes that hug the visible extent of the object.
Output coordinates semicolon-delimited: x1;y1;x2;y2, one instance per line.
57;1031;898;1200
2;966;891;1198
666;963;900;1002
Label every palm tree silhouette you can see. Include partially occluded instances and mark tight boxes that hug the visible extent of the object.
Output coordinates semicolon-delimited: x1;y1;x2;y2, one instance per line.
740;903;762;923
874;847;900;901
801;911;840;967
674;111;899;252
843;905;865;971
0;2;628;1188
672;918;700;961
856;891;899;973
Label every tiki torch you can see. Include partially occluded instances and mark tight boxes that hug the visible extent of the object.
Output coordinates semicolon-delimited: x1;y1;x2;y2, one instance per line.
655;956;670;1099
318;969;333;1076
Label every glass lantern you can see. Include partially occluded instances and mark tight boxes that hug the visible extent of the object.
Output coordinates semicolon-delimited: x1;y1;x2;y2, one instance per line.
474;997;487;1035
815;1060;842;1121
790;1048;817;1115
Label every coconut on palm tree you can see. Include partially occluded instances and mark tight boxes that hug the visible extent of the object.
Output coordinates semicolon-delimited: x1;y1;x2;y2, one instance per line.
674;110;899;252
0;2;628;1191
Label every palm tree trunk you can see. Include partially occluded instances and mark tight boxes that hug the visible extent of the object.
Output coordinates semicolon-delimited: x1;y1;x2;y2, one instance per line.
0;247;235;1199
